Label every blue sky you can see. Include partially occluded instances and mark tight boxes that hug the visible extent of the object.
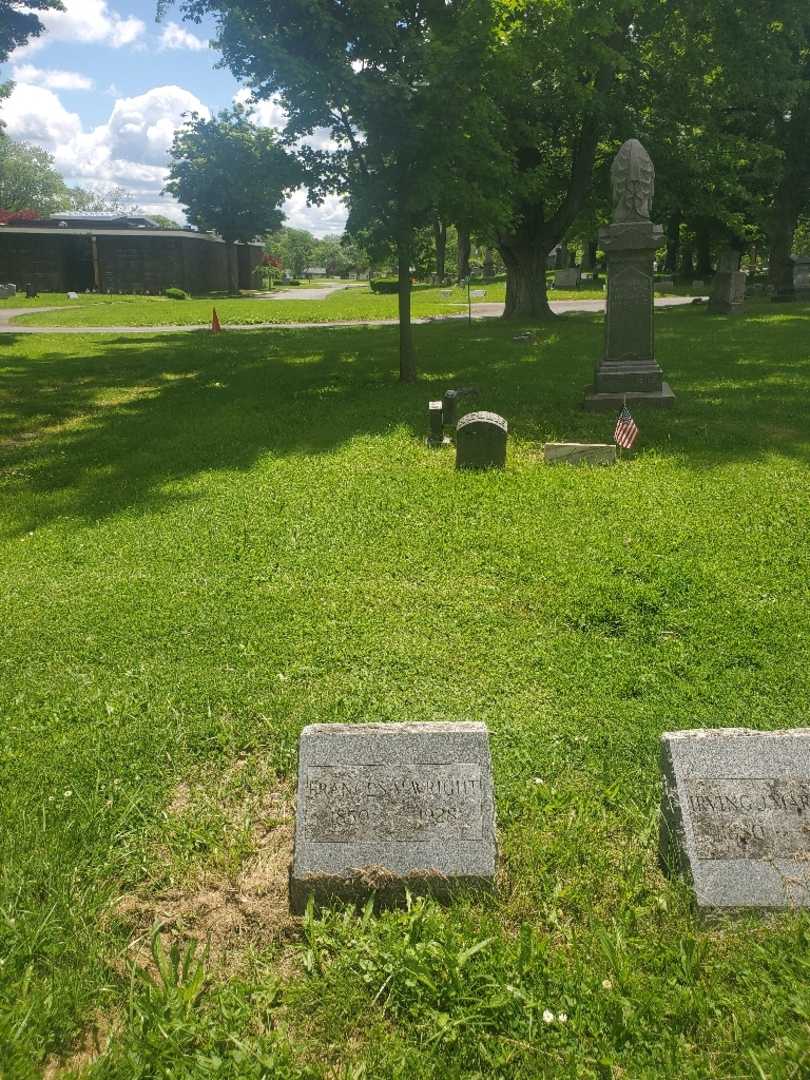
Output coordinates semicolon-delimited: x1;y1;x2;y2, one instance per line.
0;0;347;233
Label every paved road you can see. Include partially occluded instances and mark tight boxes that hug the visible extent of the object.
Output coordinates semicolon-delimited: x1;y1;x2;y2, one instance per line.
0;296;703;335
265;282;367;301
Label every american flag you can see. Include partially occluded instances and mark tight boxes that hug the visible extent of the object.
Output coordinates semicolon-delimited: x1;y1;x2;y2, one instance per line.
614;403;639;449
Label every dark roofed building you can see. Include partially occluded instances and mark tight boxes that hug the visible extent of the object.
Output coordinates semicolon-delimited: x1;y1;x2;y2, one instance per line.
0;213;263;294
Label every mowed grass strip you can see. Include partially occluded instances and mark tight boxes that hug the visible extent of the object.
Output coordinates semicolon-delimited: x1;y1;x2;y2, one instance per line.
6;282;616;328
0;304;809;1077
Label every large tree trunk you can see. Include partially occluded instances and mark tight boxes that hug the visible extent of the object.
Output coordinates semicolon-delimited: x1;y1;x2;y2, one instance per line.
497;216;553;320
226;240;238;294
457;227;471;281
768;209;796;300
664;215;680;273
767;95;810;301
433;216;447;280
695;220;713;277
397;229;416;383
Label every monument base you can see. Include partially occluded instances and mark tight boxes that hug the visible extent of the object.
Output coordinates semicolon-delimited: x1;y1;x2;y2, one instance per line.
583;382;675;412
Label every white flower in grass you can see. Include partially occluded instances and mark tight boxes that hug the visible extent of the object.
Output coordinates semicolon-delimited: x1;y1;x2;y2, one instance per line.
63;790;72;798
602;978;613;990
542;1009;554;1024
532;777;545;785
558;1012;568;1023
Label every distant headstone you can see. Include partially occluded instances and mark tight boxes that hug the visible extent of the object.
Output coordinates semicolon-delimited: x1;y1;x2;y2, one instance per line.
793;256;810;298
67;291;79;300
554;268;581;289
455;411;508;470
441;386;479;427
692;280;705;289
655;278;675;293
0;284;15;299
24;283;37;299
584;140;674;412
426;400;449;448
290;722;497;913
708;250;746;315
543;442;617;466
660;729;810;910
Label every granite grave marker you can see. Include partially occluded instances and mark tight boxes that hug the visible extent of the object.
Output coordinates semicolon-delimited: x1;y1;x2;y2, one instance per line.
290;722;497;912
660;729;810;910
455;411;508;470
708;249;746;315
585;139;674;411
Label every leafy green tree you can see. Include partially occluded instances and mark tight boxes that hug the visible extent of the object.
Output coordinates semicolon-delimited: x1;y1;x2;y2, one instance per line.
481;0;634;319
168;0;497;381
65;186;141;214
1;0;62;62
165;106;300;293
0;140;69;214
265;227;316;278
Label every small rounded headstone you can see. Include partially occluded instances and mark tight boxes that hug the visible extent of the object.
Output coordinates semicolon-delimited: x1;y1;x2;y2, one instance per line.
455;411;507;470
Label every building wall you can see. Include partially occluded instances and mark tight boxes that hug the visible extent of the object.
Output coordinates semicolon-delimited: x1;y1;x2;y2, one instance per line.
0;231;264;294
0;233;67;291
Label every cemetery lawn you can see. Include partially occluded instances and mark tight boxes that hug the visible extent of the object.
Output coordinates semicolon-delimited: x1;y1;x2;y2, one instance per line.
1;302;809;1078
7;283;611;327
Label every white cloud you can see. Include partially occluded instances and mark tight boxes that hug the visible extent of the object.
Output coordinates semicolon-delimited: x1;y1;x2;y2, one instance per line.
283;190;347;236
233;88;338;150
2;83;207;216
1;80;346;235
12;0;144;56
159;22;208;51
11;63;94;91
2;84;83;146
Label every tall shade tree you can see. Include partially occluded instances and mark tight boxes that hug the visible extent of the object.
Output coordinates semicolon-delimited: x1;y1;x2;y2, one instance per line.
165;0;498;382
486;0;633;320
165;106;301;293
0;140;70;214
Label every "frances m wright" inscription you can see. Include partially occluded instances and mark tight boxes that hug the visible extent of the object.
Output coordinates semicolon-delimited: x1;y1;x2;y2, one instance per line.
304;763;483;844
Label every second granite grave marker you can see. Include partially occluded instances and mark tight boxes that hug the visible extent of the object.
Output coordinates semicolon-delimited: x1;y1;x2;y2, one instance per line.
290;722;497;912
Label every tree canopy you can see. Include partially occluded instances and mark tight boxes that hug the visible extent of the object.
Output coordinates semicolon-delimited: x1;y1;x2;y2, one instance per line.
164;105;301;292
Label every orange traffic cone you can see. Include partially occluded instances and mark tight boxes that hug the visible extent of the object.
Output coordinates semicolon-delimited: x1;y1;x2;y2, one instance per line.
211;307;222;333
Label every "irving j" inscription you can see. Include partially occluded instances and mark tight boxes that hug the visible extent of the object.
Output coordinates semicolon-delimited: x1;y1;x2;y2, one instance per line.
304;762;483;844
688;778;810;860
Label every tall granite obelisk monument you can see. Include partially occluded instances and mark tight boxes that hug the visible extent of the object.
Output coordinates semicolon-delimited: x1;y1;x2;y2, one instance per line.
584;139;675;410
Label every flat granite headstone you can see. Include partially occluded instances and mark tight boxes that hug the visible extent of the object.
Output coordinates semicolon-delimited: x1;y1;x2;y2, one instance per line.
290;722;497;912
660;729;810;910
456;411;507;470
543;442;617;465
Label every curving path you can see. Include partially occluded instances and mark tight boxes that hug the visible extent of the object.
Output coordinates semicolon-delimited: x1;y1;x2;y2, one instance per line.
0;296;702;335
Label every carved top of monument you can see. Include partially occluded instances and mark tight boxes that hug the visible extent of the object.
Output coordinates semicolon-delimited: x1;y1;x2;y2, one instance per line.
611;139;655;223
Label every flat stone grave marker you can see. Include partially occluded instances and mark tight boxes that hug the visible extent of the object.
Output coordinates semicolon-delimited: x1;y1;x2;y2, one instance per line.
456;411;508;470
290;722;497;912
544;442;617;466
660;729;810;910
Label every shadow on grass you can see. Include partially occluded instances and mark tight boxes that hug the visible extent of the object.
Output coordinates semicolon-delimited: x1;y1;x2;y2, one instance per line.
0;303;809;533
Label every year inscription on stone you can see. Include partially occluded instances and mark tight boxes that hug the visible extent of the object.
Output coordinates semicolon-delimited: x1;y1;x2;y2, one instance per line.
304;763;483;843
688;778;810;860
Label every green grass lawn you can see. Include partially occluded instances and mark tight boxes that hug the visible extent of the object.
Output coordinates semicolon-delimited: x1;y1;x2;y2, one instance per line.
1;304;809;1077
6;283;618;328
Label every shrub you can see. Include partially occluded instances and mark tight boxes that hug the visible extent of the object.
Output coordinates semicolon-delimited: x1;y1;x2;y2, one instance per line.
164;286;189;300
285;279;301;286
369;278;400;294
